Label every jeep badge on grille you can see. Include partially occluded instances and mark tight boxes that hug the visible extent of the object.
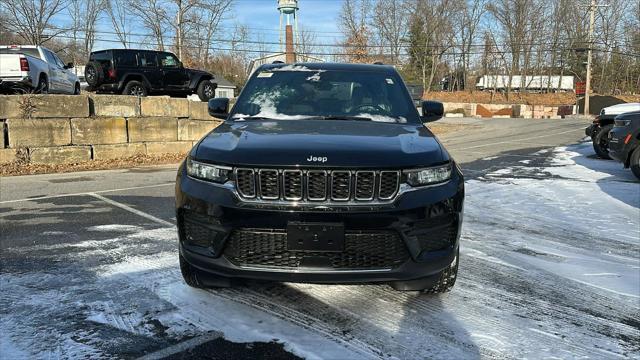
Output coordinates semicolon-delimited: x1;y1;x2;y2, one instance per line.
307;156;328;163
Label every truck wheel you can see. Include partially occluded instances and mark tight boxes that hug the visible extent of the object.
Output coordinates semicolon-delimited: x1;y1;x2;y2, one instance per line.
123;80;147;97
630;147;640;180
84;62;103;87
179;254;232;289
197;81;215;102
390;249;459;293
36;76;48;94
593;124;613;159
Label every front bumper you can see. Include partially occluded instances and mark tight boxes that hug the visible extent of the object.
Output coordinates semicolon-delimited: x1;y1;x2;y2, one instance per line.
585;123;598;138
608;127;636;166
175;163;464;284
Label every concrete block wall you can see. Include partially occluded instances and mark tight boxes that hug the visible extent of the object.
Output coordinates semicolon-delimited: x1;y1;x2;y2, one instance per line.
0;95;221;164
440;101;576;119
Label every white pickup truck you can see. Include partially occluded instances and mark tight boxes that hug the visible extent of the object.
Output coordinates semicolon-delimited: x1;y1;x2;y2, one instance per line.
0;45;80;95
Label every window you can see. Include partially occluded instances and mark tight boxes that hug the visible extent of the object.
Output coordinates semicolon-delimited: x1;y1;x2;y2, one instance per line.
217;90;230;98
140;52;157;67
43;50;58;67
116;51;137;66
52;53;66;68
158;53;180;68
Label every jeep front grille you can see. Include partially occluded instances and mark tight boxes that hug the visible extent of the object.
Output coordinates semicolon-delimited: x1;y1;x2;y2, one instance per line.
234;168;400;203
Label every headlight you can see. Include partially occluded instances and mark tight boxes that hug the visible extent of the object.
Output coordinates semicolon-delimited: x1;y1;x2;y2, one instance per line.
405;164;452;186
186;158;230;183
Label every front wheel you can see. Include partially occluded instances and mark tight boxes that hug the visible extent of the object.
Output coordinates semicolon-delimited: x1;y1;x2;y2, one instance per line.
123;80;148;97
630;146;640;180
179;253;232;288
593;124;613;159
37;76;48;94
73;83;81;95
197;81;216;102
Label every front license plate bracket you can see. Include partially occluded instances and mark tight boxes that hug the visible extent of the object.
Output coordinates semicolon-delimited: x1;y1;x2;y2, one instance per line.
287;222;345;252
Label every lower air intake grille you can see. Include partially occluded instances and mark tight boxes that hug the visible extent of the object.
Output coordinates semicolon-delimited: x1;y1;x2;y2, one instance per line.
224;229;409;269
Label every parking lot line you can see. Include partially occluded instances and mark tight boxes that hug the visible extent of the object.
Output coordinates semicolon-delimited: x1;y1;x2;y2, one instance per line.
0;183;174;205
89;193;174;227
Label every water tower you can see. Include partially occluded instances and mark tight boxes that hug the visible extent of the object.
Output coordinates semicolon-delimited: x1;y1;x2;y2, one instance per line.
278;0;299;51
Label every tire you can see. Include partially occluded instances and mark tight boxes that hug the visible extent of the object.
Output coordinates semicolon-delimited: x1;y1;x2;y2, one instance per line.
73;83;81;95
390;249;459;293
630;146;640;180
123;80;148;97
179;253;204;288
84;62;103;87
36;76;48;94
197;80;216;102
593;124;613;159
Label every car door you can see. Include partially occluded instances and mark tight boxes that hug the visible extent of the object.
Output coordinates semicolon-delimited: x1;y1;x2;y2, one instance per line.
52;53;74;93
139;51;162;90
158;52;189;90
42;49;62;92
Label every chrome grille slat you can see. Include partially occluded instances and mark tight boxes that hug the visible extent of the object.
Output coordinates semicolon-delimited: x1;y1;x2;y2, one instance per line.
307;170;327;201
330;171;351;201
283;170;303;200
355;171;375;200
235;168;400;203
258;170;279;199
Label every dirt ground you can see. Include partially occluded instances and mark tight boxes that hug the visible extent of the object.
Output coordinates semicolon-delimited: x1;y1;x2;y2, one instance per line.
0;153;187;177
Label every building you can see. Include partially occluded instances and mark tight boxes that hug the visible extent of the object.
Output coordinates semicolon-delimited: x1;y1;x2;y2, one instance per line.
213;74;236;98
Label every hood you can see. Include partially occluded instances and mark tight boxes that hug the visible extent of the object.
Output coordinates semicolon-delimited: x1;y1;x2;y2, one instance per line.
602;103;640;115
194;120;448;168
187;68;212;76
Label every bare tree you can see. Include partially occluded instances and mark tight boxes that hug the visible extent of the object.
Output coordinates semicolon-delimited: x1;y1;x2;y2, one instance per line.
0;0;67;45
454;0;487;90
107;0;133;48
372;0;409;64
189;0;233;66
339;0;372;63
131;0;167;50
68;0;107;57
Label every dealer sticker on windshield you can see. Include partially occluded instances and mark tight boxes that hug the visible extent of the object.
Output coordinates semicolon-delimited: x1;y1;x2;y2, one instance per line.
386;78;395;84
257;72;274;78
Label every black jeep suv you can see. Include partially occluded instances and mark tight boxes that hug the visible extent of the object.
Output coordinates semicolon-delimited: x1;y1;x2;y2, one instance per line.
175;63;464;293
85;49;217;101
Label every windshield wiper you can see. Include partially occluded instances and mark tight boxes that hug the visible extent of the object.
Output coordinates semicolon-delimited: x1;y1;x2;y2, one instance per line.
303;116;374;121
231;116;279;121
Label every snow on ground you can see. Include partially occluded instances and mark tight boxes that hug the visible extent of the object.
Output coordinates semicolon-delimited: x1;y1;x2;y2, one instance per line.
1;142;638;359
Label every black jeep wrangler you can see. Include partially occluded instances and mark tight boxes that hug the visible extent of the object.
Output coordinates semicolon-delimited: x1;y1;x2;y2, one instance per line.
175;63;464;294
85;49;217;101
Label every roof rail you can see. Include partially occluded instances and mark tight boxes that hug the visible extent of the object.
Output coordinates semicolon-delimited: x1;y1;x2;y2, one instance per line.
272;60;284;64
373;61;384;65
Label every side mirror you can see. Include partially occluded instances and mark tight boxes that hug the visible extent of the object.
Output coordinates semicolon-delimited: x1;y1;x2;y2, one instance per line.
208;98;229;118
421;100;444;123
64;62;73;69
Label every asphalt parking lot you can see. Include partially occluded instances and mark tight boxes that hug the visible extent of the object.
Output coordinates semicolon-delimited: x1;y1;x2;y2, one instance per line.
2;117;639;359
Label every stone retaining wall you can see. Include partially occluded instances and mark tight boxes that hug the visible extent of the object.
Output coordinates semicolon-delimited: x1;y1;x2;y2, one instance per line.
0;95;222;164
442;102;577;119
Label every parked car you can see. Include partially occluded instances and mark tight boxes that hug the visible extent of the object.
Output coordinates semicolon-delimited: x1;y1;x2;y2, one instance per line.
175;63;464;294
608;111;640;180
586;102;640;159
84;49;217;101
0;45;80;95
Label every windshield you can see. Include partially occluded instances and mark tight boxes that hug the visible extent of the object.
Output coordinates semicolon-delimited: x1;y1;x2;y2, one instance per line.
231;66;420;124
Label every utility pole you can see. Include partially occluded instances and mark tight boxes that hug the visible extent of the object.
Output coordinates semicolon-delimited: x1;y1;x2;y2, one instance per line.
584;0;596;116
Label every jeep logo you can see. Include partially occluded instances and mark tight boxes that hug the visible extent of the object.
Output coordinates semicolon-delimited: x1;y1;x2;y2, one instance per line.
307;156;328;163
